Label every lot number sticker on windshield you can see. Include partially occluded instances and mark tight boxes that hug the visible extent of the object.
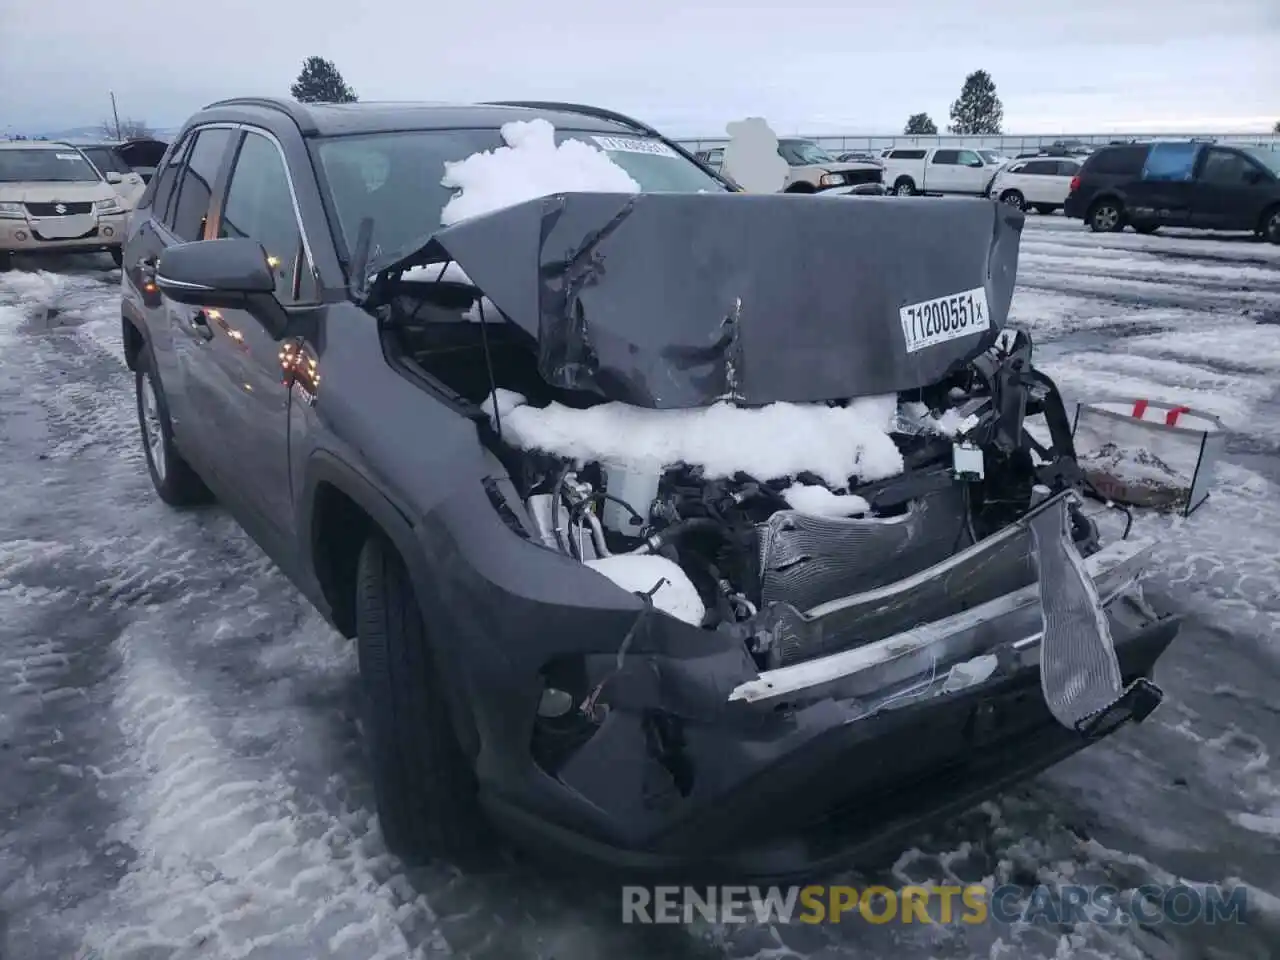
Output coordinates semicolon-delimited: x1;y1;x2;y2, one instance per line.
592;136;678;158
900;286;990;354
55;153;82;161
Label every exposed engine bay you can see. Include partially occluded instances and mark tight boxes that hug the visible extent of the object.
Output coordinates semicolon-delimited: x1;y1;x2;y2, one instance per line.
457;325;1107;671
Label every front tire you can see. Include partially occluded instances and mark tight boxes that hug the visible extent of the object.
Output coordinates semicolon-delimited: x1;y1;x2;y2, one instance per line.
109;247;123;267
0;251;12;272
893;177;916;197
356;536;485;864
135;346;212;506
1262;206;1280;245
1088;199;1124;233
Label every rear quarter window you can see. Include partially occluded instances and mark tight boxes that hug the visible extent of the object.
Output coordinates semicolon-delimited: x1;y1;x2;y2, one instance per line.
1085;145;1150;177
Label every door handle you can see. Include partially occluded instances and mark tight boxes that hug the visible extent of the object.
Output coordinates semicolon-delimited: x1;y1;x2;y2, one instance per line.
186;310;214;341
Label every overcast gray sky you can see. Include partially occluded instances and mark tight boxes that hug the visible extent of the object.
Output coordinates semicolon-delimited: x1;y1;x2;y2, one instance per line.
2;0;1277;137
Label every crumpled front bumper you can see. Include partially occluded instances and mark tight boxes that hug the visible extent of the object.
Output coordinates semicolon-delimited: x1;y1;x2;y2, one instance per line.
464;494;1176;881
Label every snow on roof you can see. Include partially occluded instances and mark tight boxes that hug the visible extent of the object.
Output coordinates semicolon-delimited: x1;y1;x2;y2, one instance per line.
484;389;905;488
440;118;640;226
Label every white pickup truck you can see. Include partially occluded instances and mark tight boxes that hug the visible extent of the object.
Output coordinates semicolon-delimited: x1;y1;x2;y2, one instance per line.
881;146;1005;198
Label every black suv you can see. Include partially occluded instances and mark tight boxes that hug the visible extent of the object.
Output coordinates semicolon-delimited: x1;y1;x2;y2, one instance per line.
1064;140;1280;241
119;96;1176;878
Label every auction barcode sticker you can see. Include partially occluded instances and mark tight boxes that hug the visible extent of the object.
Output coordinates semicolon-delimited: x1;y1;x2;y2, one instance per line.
900;286;991;354
592;136;678;158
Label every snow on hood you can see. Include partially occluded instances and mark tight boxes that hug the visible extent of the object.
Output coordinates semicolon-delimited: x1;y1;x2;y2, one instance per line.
439;118;640;226
483;389;904;487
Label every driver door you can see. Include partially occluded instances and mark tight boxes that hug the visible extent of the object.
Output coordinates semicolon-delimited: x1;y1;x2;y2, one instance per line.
1190;148;1268;230
181;128;318;554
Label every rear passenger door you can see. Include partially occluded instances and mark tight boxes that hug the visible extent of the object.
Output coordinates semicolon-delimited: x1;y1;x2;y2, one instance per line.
130;126;237;454
1128;142;1199;227
926;149;960;192
1191;148;1269;230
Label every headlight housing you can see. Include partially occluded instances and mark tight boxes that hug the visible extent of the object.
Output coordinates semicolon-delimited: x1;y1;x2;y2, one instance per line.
95;197;123;215
0;201;24;220
818;172;846;187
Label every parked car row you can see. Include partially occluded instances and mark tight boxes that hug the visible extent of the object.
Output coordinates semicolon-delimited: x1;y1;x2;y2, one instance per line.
0;136;171;270
696;139;885;194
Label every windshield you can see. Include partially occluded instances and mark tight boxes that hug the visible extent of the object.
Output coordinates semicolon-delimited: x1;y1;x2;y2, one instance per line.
314;127;726;265
779;140;835;165
1243;147;1280;176
0;148;101;183
80;146;132;176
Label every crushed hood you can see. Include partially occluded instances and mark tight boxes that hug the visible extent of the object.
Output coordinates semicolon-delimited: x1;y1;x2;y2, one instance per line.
384;192;1024;409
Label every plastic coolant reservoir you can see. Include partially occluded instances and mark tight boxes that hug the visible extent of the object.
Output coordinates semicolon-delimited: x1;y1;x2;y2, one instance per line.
601;460;660;534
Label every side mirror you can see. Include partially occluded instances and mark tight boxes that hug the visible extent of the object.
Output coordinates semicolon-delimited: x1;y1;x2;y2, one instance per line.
967;158;984;168
155;237;276;307
105;172;123;184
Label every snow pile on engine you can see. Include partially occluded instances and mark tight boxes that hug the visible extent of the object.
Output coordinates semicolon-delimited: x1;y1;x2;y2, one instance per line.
483;389;904;488
440;118;641;226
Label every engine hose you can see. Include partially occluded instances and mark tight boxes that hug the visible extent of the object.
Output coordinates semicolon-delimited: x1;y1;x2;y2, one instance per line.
630;517;728;555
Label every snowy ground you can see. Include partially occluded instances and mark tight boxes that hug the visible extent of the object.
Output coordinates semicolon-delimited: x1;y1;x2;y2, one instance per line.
1;215;1279;959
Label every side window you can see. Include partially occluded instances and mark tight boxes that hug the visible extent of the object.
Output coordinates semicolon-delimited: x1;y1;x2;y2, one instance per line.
891;149;926;160
932;150;959;165
1141;142;1199;182
1198;149;1256;186
1090;145;1151;176
169;128;234;242
218;131;308;303
142;132;192;216
956;150;982;166
1021;160;1053;175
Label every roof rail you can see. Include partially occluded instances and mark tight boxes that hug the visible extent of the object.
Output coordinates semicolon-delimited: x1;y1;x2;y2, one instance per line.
200;97;318;135
484;100;658;137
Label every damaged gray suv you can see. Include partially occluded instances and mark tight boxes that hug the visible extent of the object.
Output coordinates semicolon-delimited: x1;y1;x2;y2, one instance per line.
120;96;1177;879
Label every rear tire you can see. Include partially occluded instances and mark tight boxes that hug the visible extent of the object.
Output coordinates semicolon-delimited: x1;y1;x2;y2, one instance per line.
355;535;486;864
999;189;1025;211
893;177;916;197
1088;199;1124;233
135;345;213;507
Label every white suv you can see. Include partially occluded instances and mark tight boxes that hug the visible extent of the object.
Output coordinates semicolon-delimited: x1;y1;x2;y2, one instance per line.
0;141;129;271
986;156;1082;214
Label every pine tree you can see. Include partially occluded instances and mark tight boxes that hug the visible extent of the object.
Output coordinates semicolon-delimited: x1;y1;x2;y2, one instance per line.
904;113;938;136
290;56;358;104
1273;120;1280;134
948;71;1003;136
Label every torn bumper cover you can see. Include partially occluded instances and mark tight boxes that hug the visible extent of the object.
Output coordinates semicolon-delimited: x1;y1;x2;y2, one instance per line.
376;191;1024;407
464;492;1173;881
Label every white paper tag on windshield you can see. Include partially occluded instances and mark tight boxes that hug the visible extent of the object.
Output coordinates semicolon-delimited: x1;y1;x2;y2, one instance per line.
591;136;677;158
55;153;81;161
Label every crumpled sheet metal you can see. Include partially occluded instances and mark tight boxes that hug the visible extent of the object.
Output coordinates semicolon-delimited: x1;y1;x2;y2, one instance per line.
1029;495;1124;729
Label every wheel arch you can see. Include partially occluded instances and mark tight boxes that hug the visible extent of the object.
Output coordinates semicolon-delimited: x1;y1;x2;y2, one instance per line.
300;451;424;640
121;301;147;372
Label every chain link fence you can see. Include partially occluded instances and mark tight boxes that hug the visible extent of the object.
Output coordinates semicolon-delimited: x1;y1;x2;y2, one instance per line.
674;132;1280;155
